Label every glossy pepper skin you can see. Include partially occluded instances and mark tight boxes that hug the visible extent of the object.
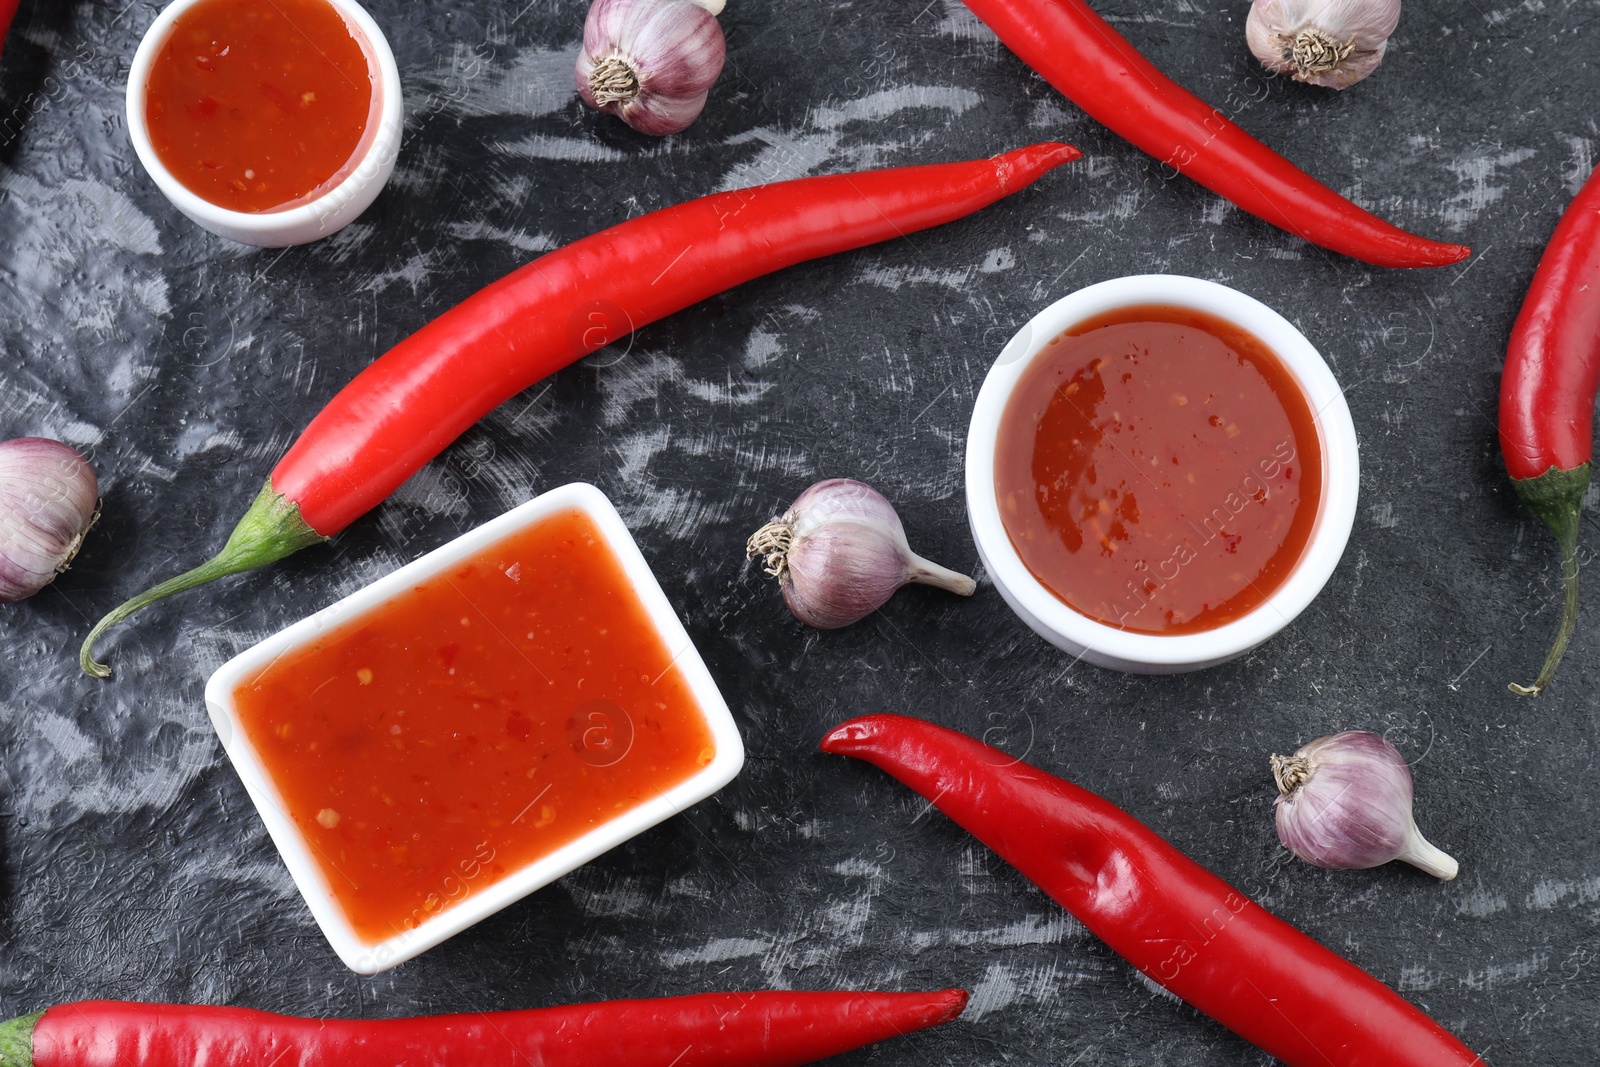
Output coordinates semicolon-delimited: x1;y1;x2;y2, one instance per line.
954;0;1468;268
0;990;969;1067
1497;163;1600;696
822;715;1487;1067
78;142;1081;676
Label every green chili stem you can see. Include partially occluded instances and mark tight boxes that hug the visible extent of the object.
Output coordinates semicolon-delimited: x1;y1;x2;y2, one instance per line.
0;1011;43;1067
1510;464;1591;697
79;481;325;679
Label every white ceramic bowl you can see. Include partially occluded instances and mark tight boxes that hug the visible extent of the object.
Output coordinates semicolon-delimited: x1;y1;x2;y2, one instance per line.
204;483;745;973
965;275;1360;674
126;0;403;247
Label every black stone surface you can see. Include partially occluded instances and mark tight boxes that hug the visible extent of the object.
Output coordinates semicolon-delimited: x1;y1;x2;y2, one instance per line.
1;0;1596;1062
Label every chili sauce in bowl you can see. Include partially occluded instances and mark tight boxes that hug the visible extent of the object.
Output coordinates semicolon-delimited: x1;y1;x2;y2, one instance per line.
995;305;1322;634
127;0;403;246
204;484;744;973
966;276;1359;673
145;0;376;213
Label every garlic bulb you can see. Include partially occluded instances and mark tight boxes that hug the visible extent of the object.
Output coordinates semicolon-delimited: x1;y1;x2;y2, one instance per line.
747;479;976;629
0;437;100;602
1246;0;1401;90
1271;731;1458;880
575;0;727;136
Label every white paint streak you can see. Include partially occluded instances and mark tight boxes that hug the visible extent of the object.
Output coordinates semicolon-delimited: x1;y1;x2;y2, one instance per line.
19;701;217;820
1455;888;1509;918
1527;876;1600;910
744;329;784;369
1459;952;1548;991
0;168;170;344
496;134;628;164
858;264;974;292
357;252;442;296
965;960;1064;1019
913;914;1082;952
1440;148;1536;228
933;0;998;43
661;936;771;967
830;857;885;879
410;44;576;122
565;869;651;917
1398;963;1443;993
718;86;980;193
811;86;981;131
447;219;558;254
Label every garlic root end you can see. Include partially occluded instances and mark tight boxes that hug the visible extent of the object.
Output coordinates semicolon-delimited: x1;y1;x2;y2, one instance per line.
589;54;643;107
1270;753;1310;796
746;517;793;579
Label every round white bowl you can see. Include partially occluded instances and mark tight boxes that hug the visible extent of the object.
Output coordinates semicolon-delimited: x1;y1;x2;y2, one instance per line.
965;275;1360;674
126;0;403;247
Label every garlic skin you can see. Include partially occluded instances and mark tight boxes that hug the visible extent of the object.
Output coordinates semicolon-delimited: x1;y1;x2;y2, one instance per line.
0;438;100;602
1271;731;1458;880
747;479;976;629
576;0;727;136
1246;0;1401;90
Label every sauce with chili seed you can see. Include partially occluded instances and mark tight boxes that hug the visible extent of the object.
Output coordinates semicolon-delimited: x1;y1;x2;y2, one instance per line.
231;507;716;945
995;305;1322;634
144;0;376;213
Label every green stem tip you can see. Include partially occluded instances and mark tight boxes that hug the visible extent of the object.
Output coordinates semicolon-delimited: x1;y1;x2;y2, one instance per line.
0;1010;43;1067
78;480;326;679
1509;463;1591;697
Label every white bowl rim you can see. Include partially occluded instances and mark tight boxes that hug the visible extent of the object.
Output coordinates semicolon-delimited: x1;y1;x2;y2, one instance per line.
203;482;746;974
125;0;404;237
965;274;1360;667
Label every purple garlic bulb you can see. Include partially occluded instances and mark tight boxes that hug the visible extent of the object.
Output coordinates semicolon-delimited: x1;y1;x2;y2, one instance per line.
1271;730;1458;880
747;479;976;629
575;0;727;136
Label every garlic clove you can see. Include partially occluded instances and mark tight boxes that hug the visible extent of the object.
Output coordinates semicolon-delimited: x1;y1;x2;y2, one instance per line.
1246;0;1401;90
748;479;976;629
576;0;727;136
0;437;101;602
1270;730;1459;880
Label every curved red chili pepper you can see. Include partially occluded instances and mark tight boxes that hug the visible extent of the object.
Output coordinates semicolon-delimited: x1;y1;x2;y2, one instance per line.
0;990;967;1067
955;0;1469;268
821;714;1487;1066
78;142;1081;677
1497;164;1600;695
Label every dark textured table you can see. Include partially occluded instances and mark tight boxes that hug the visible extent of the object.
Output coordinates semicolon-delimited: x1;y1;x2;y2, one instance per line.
1;0;1595;1062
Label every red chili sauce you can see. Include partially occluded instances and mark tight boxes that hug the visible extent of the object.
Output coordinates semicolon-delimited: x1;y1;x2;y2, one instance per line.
994;305;1322;634
144;0;377;213
231;508;716;945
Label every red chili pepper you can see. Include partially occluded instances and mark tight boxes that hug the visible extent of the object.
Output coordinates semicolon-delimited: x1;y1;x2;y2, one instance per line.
0;990;968;1067
953;0;1468;268
821;714;1487;1066
78;142;1080;677
1498;165;1600;696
